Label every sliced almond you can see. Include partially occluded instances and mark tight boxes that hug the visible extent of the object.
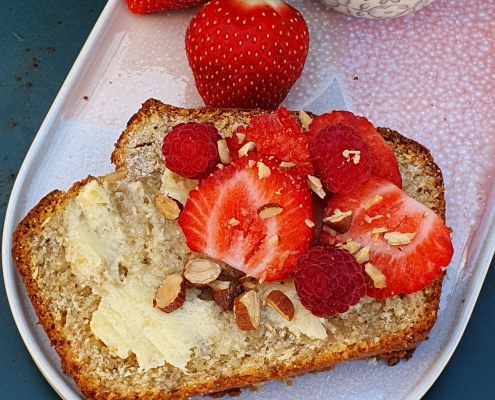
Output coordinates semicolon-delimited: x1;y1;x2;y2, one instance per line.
364;263;387;289
266;234;279;247
265;290;295;321
227;217;240;229
239;276;258;291
279;161;296;169
323;209;353;234
236;132;246;145
153;274;186;313
258;203;283;219
337;239;361;255
183;259;222;287
299;110;313;130
384;232;416;246
361;195;383;211
305;219;315;228
354;246;371;264
307;175;326;199
234;290;261;330
342;149;361;164
257;161;271;179
238;141;256;157
154;194;181;220
210;280;242;311
217;139;232;164
364;214;383;224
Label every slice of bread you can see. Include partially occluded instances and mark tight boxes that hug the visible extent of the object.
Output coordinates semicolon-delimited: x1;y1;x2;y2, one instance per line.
12;99;446;399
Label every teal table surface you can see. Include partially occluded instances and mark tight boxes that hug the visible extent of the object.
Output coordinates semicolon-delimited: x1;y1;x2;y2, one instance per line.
1;1;494;399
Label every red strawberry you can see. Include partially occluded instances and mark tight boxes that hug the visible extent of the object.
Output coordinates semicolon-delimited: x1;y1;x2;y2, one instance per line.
126;0;207;14
309;111;402;188
320;177;453;298
185;0;309;109
227;108;314;176
178;155;313;282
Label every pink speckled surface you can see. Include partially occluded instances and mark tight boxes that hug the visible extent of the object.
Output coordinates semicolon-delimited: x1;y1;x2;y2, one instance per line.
3;0;495;399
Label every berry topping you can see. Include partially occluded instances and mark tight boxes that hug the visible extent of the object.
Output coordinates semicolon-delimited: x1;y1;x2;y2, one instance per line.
178;155;313;282
185;0;309;109
294;246;367;318
309;123;373;194
228;108;315;176
320;177;453;298
309;111;402;188
161;122;222;180
126;0;208;14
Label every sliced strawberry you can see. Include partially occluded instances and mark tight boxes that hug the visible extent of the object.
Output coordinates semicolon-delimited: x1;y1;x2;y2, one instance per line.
227;108;314;176
319;177;453;298
179;155;313;282
309;111;402;188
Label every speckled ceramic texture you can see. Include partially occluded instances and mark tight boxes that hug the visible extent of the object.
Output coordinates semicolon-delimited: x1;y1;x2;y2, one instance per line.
320;0;436;19
3;0;495;399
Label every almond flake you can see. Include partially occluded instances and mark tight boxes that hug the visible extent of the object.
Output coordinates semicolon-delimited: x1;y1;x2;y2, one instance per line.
364;263;387;289
423;211;429;218
217;139;232;164
279;161;296;169
307;175;326;199
305;219;315;228
337;239;361;255
238;141;256;157
274;188;283;195
354;246;371;264
342;149;361;164
257;161;271;179
299;110;313;130
371;227;388;235
364;214;383;224
227;217;240;228
361;195;383;211
216;163;224;169
384;232;416;246
258;204;283;219
267;235;279;247
236;132;246;144
323;209;352;223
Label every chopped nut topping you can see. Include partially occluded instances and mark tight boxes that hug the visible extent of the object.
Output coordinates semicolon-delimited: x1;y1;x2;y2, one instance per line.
371;227;388;235
227;217;240;228
265;290;295;321
258;204;283;219
305;219;315;228
238;141;256;157
365;263;387;289
323;209;353;234
323;209;353;223
210;280;242;311
279;161;296;169
217;139;232;164
257;161;271;179
183;259;222;286
337;239;361;255
299;110;313;130
307;175;326;199
354;246;371;264
274;188;283;195
361;195;383;211
364;214;383;224
239;276;258;290
153;274;186;313
236;132;246;144
384;232;416;246
154;194;181;220
423;211;429;218
267;235;279;247
342;149;361;164
234;290;261;330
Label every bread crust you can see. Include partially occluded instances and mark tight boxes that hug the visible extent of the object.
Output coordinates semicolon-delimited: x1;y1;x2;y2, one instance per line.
12;100;448;400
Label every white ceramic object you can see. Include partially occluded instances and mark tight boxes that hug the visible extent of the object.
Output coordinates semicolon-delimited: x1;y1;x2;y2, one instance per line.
320;0;436;19
3;0;495;399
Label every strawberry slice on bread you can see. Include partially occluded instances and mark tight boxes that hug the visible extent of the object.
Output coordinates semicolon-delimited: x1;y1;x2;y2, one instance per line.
309;111;402;188
320;177;453;298
178;155;313;282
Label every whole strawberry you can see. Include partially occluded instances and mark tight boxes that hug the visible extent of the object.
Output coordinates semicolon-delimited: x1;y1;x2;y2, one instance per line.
126;0;208;15
185;0;309;109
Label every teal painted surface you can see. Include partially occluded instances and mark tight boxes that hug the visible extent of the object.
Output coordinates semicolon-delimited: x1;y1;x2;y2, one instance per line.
0;1;493;398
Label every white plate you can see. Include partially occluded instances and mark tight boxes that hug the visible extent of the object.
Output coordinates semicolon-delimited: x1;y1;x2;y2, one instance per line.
3;0;495;399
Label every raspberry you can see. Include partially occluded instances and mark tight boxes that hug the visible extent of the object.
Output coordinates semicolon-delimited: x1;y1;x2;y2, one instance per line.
162;122;222;179
294;246;366;318
309;123;373;194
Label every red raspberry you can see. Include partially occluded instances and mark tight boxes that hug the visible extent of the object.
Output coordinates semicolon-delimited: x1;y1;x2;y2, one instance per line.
309;123;373;194
294;246;366;318
162;122;222;179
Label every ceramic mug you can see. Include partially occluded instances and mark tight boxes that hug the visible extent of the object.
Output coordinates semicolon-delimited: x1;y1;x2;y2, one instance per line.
320;0;436;19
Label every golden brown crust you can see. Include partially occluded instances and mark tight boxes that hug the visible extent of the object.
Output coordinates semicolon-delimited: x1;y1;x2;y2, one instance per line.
12;100;448;400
